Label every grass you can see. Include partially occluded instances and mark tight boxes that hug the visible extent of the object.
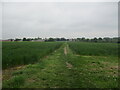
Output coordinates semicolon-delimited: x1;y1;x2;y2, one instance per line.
2;41;63;69
3;75;25;88
2;42;118;88
64;51;118;88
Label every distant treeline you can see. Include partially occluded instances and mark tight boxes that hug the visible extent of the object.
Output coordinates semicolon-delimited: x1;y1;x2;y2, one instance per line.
6;37;120;43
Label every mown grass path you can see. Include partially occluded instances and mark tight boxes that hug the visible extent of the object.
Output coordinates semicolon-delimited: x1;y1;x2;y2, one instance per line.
3;43;118;88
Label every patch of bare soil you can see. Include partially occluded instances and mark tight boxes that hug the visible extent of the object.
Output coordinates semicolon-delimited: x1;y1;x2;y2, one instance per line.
110;66;118;70
82;56;92;58
64;47;67;55
2;65;26;80
0;72;2;83
75;54;93;58
75;54;80;56
66;62;73;69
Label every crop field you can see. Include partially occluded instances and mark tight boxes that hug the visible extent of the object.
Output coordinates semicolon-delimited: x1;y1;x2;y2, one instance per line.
2;42;119;88
2;42;63;69
68;42;118;56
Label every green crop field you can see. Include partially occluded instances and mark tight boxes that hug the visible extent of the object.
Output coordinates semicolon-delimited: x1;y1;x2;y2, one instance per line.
2;42;119;88
68;42;118;56
2;42;63;69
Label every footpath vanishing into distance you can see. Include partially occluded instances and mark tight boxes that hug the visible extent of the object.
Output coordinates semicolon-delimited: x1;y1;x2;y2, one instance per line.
3;43;118;88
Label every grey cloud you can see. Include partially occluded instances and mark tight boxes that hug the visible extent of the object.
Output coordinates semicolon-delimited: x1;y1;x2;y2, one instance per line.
2;2;118;39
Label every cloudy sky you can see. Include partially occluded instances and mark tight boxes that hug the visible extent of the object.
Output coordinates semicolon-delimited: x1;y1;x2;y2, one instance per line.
2;2;118;39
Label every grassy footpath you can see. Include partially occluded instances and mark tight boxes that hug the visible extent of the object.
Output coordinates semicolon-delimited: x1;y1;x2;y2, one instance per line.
3;43;118;88
66;43;118;88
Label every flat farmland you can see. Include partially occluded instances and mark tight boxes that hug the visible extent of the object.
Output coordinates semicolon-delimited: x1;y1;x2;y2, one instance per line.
68;42;118;56
2;42;63;69
2;42;119;88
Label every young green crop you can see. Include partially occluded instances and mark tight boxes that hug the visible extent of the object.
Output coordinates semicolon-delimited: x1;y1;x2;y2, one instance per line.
2;41;63;69
68;42;118;56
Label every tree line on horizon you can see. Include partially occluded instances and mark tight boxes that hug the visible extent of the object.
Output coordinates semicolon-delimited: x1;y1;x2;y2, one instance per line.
7;37;120;43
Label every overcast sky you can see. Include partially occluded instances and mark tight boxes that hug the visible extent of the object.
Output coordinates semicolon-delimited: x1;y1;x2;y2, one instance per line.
2;2;118;39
